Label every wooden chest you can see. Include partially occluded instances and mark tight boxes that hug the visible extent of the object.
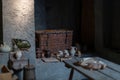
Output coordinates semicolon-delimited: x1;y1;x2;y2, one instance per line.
35;30;73;53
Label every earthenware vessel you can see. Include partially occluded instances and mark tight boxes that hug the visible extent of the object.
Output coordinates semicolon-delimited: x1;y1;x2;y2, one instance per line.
70;46;76;56
58;50;64;57
64;50;69;57
0;43;11;52
15;50;22;60
44;50;51;58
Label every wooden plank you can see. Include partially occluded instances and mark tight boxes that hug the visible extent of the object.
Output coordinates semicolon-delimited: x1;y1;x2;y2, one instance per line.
97;57;120;73
64;60;114;80
98;68;120;80
41;58;59;63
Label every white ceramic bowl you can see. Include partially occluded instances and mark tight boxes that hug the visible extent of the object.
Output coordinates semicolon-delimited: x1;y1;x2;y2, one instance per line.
0;46;11;52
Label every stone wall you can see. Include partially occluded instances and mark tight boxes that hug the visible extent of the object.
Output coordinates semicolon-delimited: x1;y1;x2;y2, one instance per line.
2;0;36;79
2;0;36;64
0;0;2;43
0;53;9;66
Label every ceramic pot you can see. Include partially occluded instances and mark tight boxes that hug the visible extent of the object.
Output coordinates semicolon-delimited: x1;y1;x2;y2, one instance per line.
64;50;69;57
58;51;64;57
70;46;76;56
15;50;22;60
44;50;51;58
0;43;11;52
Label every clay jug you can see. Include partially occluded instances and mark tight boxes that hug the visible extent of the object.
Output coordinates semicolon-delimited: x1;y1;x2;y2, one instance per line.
70;46;76;56
64;50;69;57
58;50;64;57
15;50;22;60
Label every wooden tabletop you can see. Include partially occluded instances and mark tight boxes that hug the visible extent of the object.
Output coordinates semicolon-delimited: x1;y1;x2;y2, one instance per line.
63;57;120;80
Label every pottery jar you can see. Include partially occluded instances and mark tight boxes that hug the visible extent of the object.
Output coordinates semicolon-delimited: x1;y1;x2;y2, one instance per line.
70;46;77;56
64;50;69;57
15;50;22;60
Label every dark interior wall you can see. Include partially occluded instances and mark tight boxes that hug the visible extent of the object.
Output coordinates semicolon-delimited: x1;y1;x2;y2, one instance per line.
103;0;113;48
45;0;75;29
45;0;81;44
35;0;81;44
103;0;120;50
112;0;120;49
95;0;120;64
81;0;94;49
73;0;82;44
0;0;3;43
35;0;47;30
35;0;79;30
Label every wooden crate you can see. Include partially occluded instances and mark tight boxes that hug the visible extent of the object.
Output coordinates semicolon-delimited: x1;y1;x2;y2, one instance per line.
0;65;12;80
36;30;73;54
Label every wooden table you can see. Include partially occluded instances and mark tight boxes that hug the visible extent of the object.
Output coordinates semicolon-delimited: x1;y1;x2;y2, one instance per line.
63;57;120;80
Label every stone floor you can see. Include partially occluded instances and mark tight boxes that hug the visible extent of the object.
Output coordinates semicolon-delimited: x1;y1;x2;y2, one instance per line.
36;59;87;80
35;53;93;80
